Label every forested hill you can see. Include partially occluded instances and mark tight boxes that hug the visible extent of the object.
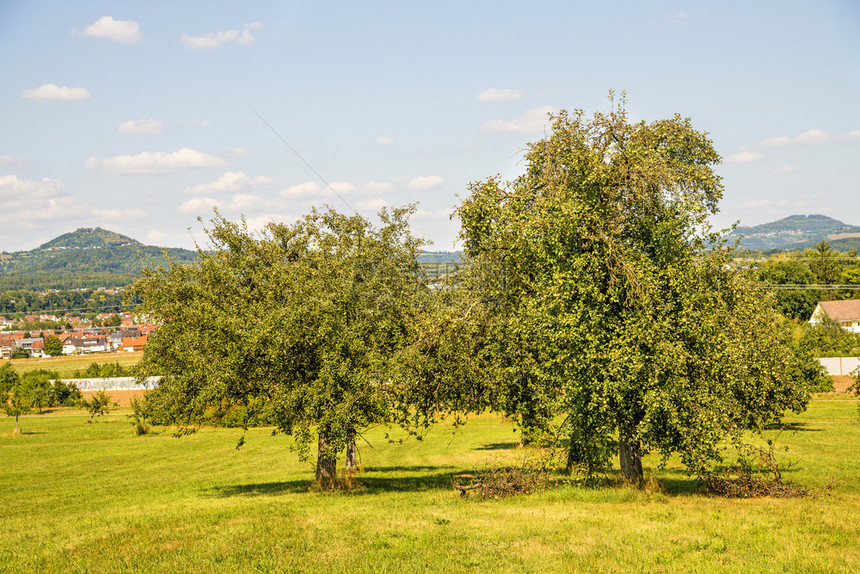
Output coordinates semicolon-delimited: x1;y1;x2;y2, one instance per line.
38;227;141;250
728;214;860;251
0;227;198;291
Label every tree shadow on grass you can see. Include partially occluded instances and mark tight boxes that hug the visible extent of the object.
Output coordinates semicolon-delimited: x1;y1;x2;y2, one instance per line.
475;442;519;451
205;480;311;497
206;465;461;498
362;465;457;473
764;421;820;432
349;470;459;494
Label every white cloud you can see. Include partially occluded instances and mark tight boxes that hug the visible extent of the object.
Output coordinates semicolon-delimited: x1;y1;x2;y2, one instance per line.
86;148;226;174
376;136;395;146
407;175;444;191
361;180;394;194
329;181;355;194
118;119;164;135
178;197;223;214
280;181;354;198
17;197;88;221
0;174;67;199
0;156;31;170
771;165;795;174
228;193;267;211
222;147;252;157
482;106;557;132
146;230;170;243
412;207;454;219
666;11;688;23
182;171;275;195
281;181;321;198
243;213;297;233
475;88;525;102
758;128;860;148
91;208;147;221
357;198;388;211
726;151;764;164
181;22;264;49
22;84;91;102
78;16;143;44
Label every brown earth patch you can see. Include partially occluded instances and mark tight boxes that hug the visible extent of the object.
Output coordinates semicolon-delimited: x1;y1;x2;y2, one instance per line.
831;375;856;393
827;232;860;240
81;389;146;408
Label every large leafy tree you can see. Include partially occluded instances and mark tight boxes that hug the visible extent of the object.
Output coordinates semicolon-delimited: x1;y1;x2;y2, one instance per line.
129;207;425;488
457;97;815;482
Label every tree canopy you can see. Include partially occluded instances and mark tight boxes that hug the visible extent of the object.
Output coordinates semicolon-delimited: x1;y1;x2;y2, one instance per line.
456;97;816;481
129;207;426;488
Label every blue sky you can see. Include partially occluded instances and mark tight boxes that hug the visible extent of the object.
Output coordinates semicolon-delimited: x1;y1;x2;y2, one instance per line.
2;1;859;252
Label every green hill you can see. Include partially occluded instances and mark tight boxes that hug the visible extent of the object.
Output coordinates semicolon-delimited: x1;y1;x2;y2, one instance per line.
0;228;198;291
728;214;860;251
39;227;142;250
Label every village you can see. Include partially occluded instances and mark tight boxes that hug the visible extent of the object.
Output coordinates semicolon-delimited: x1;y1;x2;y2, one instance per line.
0;311;154;360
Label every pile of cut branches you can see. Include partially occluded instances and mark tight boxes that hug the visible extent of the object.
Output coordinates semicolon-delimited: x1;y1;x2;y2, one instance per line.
705;439;831;498
453;450;563;499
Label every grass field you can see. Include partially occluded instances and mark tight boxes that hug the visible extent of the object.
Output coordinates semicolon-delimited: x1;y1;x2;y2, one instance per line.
1;395;858;573
8;351;143;377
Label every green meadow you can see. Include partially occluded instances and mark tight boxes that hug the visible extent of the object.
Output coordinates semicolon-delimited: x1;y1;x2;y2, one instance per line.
1;397;858;573
9;352;143;378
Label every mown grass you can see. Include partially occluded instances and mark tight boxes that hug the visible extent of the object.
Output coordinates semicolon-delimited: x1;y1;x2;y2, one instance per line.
1;398;858;573
9;351;143;377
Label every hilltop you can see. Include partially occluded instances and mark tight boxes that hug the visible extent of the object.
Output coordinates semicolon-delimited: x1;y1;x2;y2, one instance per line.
728;214;860;251
39;227;142;250
0;228;198;291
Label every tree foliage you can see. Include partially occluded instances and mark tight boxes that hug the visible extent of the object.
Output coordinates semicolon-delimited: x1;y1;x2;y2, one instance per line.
456;97;815;482
798;314;860;357
129;207;425;488
43;335;63;357
81;390;113;422
756;259;820;320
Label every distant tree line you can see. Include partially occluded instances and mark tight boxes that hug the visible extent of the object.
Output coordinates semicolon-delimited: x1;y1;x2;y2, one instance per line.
0;288;138;317
1;363;83;434
755;240;860;320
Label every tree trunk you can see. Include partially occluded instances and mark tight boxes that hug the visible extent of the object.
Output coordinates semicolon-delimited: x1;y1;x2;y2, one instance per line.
566;432;586;474
520;412;540;446
618;437;643;485
316;430;337;489
345;427;358;473
12;415;20;436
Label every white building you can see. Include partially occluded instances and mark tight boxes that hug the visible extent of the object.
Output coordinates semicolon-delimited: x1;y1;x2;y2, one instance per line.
809;300;860;334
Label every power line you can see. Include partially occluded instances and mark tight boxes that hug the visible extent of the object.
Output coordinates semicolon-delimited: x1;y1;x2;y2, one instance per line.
251;108;358;216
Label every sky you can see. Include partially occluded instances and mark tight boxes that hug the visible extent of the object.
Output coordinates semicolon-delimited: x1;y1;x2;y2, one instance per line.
2;0;859;252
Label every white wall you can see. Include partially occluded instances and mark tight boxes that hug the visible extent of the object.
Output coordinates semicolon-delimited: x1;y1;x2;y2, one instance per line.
817;357;860;376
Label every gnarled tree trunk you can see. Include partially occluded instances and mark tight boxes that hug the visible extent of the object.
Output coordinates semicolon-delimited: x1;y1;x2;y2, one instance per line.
345;427;358;473
316;430;337;489
618;437;643;485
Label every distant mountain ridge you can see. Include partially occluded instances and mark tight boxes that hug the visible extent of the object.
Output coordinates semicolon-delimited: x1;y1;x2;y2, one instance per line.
0;228;198;291
729;214;860;251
